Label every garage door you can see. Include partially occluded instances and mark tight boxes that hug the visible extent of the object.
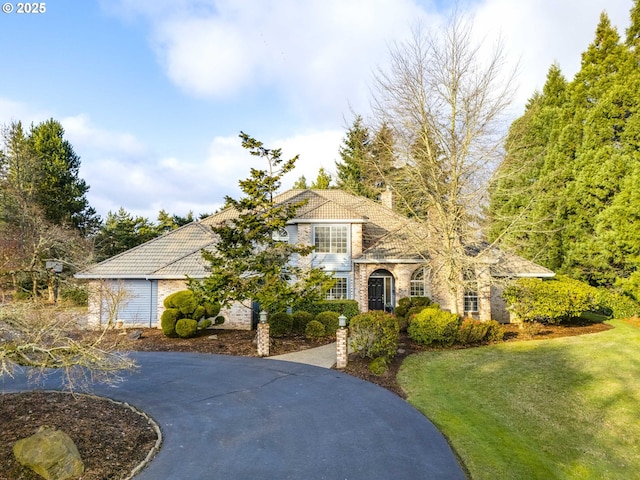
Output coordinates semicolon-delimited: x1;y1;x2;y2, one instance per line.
101;280;158;327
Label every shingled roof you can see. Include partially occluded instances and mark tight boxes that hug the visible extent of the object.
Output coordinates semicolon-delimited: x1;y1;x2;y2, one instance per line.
76;189;551;279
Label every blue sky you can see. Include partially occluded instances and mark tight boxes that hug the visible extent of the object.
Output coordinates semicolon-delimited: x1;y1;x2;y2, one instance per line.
0;0;633;220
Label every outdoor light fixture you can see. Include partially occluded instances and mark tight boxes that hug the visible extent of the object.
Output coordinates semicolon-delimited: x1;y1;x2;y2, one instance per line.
260;310;268;324
338;314;347;328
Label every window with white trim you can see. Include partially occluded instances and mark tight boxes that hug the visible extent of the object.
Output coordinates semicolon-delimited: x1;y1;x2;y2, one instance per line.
326;277;348;300
314;225;348;253
410;267;430;297
272;227;289;242
463;269;479;313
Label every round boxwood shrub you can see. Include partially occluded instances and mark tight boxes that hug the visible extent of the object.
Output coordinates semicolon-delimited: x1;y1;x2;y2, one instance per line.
368;356;389;375
164;290;198;316
349;311;399;359
305;320;326;339
175;318;198;338
192;305;206;320
160;308;180;337
292;311;314;334
269;313;294;338
204;301;221;318
198;318;212;329
315;311;340;334
408;307;460;346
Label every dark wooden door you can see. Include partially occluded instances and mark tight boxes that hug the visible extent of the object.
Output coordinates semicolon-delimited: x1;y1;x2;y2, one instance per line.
368;278;384;310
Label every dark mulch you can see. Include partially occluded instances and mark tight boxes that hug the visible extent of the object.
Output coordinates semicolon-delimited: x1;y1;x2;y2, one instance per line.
1;321;613;479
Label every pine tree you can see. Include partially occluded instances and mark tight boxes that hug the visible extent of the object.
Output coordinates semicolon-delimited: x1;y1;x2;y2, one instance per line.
310;167;332;189
192;133;334;314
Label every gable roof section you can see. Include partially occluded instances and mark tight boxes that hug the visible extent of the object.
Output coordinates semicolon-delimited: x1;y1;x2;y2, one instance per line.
76;188;552;279
76;223;216;279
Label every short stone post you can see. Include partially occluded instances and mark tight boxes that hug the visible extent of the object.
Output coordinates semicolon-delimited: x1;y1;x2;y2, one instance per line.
336;314;348;369
257;310;270;357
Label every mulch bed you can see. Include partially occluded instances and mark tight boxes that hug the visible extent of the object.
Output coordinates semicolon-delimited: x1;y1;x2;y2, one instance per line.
0;321;614;479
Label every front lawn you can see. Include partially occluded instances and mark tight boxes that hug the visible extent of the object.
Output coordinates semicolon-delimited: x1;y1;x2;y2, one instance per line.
398;319;640;479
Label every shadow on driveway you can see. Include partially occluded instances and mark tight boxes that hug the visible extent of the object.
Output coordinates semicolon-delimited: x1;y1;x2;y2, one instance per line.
2;352;465;479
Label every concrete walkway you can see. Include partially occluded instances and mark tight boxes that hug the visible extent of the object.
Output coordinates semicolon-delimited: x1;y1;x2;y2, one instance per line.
267;342;338;368
2;352;465;479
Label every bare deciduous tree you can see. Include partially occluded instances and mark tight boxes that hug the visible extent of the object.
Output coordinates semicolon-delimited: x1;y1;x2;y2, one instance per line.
0;301;136;391
371;11;515;313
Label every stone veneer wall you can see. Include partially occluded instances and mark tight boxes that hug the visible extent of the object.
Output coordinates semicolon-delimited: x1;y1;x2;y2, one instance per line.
157;279;252;330
353;263;424;312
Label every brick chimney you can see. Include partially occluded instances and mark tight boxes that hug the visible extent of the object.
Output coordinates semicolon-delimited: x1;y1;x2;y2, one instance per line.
380;186;395;210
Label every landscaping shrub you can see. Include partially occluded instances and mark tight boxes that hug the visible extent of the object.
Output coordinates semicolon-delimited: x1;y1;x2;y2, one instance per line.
204;301;221;318
595;288;640;319
164;290;198;315
395;297;435;331
268;313;294;337
502;277;598;324
315;311;340;334
485;320;505;342
175;318;198;338
60;285;88;306
160;308;179;337
368;356;389;375
198;318;212;329
305;320;326;339
292;311;314;334
192;305;206;320
302;300;359;319
349;311;399;359
408;307;460;346
456;318;490;345
161;290;222;337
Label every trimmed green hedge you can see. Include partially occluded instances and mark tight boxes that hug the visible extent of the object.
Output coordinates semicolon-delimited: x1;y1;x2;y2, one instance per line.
302;300;359;319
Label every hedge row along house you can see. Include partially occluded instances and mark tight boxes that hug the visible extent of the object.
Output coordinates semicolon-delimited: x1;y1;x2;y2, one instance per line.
76;189;553;329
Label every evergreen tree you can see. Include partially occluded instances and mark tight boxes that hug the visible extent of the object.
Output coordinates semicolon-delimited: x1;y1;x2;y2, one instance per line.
93;208;158;261
489;8;640;299
191;133;334;314
310;167;332;189
292;175;308;189
28;119;100;234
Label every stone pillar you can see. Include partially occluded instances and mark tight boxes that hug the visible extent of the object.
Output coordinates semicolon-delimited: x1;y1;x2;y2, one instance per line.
336;327;348;369
257;323;270;357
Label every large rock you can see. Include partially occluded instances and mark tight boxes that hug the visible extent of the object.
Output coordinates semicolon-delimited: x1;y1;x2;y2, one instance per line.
13;425;85;480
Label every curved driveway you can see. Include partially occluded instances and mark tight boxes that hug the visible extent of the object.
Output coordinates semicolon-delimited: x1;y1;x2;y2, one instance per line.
2;352;465;479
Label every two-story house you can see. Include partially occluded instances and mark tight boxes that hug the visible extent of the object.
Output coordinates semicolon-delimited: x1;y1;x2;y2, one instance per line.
76;189;553;329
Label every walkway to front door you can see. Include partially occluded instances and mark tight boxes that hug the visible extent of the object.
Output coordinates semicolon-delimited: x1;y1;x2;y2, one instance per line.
368;269;394;311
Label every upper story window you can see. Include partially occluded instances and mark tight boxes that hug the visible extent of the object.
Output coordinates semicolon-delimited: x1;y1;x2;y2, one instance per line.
272;227;289;242
314;225;348;253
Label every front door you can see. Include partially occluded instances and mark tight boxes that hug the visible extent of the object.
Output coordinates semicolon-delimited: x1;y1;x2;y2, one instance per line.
368;278;385;310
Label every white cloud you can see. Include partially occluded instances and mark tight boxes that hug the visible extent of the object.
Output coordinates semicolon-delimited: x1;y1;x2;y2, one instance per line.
471;0;632;114
61;114;149;157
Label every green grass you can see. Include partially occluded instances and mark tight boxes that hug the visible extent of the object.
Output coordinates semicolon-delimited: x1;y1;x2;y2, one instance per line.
397;320;640;480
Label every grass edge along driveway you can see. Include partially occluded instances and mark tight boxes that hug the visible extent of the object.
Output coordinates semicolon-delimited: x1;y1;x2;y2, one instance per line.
398;320;640;480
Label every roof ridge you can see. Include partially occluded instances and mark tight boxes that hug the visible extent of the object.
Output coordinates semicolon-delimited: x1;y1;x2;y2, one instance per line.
80;221;207;271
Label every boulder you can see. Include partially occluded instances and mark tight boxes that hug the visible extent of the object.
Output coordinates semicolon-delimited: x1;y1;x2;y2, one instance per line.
13;425;85;480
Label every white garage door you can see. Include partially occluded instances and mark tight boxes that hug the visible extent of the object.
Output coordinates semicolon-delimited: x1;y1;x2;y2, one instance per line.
101;280;158;327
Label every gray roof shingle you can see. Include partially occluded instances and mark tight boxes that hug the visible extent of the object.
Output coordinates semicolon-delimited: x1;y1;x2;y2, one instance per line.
76;189;551;279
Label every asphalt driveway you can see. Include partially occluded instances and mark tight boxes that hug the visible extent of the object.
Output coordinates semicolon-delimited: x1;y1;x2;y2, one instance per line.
2;352;465;479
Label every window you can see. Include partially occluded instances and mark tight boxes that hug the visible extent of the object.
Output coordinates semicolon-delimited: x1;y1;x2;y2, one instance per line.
326;277;348;300
272;227;289;242
464;291;479;313
463;269;478;313
410;267;429;297
314;226;348;253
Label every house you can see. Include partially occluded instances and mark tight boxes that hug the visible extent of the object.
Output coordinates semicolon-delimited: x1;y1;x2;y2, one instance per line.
76;189;553;329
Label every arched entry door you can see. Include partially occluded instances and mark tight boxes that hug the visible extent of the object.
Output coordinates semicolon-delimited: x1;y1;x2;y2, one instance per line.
368;269;394;311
